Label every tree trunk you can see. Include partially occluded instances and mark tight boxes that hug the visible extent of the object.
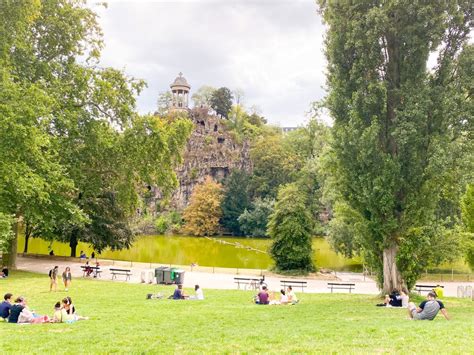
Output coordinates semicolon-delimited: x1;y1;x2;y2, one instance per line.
6;212;21;269
382;244;404;294
69;231;78;257
23;234;29;253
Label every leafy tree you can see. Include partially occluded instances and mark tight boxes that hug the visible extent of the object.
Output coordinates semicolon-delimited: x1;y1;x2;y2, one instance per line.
221;170;251;235
249;134;299;199
318;1;473;292
192;85;216;108
156;91;172;115
0;1;192;262
461;185;474;269
238;198;275;237
0;213;14;254
210;87;233;118
268;183;314;272
182;177;223;236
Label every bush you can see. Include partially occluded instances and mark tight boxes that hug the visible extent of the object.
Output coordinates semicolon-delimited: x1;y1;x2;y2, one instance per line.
155;216;169;234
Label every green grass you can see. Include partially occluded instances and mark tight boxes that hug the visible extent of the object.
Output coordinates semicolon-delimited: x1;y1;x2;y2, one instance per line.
1;271;473;353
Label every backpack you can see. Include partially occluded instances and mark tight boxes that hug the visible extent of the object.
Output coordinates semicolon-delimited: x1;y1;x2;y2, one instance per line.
48;269;52;278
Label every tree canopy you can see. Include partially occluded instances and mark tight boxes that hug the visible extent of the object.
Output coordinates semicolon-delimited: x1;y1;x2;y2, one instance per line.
318;0;473;291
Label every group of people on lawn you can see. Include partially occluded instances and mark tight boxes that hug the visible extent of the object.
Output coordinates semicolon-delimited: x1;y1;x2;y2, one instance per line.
255;285;298;305
378;286;449;321
0;293;88;324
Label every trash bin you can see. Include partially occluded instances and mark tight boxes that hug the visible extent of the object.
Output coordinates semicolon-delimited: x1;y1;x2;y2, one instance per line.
171;268;185;284
155;267;169;284
163;267;173;284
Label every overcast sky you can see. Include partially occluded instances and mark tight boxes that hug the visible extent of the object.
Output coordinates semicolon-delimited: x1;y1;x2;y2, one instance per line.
94;0;327;126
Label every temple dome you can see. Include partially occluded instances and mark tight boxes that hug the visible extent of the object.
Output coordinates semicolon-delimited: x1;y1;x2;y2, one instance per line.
170;72;190;89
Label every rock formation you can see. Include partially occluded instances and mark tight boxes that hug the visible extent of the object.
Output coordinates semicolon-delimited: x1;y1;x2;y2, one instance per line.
170;107;251;210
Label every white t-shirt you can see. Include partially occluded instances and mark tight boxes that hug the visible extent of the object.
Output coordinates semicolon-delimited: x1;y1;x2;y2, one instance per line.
280;294;288;304
195;288;204;300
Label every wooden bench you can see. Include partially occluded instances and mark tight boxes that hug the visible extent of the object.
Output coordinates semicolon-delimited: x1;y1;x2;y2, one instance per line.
415;284;444;295
234;277;261;290
110;268;132;281
327;282;355;293
80;265;102;278
280;280;307;292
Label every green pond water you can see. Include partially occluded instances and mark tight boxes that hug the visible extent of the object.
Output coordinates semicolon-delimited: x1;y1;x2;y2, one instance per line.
19;235;363;271
19;235;470;272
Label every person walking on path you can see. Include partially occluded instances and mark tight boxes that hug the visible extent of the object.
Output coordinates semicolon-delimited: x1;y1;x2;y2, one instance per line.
62;267;72;291
49;266;59;292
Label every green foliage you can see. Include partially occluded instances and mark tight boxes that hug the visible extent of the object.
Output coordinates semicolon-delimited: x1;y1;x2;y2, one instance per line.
318;0;473;291
461;185;474;269
238;198;275;237
224;105;266;142
221;170;251;235
210;87;233;118
0;213;14;253
249;134;299;199
154;215;169;234
156;91;172;115
268;183;315;272
183;177;223;236
0;0;193;261
192;85;216;108
154;211;183;234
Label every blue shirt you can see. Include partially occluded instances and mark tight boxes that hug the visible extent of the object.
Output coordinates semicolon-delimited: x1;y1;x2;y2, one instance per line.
173;289;183;300
0;301;11;319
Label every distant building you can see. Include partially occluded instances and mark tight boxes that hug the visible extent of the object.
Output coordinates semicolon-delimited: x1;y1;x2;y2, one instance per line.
281;127;298;134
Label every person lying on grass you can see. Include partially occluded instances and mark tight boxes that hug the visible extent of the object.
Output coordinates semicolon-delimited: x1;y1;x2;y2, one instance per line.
408;291;449;321
8;297;50;324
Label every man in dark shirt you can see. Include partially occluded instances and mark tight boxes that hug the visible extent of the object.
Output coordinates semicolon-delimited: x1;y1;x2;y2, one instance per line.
408;292;449;320
8;296;26;323
0;293;13;320
172;284;186;300
256;286;270;305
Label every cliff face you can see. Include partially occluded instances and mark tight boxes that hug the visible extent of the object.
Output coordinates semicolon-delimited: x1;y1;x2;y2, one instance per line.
170;108;251;210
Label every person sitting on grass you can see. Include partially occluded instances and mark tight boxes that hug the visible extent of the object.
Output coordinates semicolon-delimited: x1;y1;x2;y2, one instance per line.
286;286;298;304
8;297;26;323
171;284;186;300
408;291;449;321
189;285;204;300
270;289;289;305
52;298;88;323
0;293;13;321
256;286;270;305
1;266;8;278
379;288;409;307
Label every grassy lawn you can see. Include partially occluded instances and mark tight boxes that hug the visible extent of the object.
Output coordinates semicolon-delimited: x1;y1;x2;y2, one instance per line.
1;271;473;353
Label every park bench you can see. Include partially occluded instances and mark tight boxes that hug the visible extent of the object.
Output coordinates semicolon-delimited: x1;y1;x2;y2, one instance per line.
415;284;444;295
110;268;132;281
280;280;307;292
327;282;355;293
234;277;262;290
80;265;102;278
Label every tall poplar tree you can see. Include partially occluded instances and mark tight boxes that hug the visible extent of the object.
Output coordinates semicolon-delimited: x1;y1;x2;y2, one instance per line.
318;1;473;292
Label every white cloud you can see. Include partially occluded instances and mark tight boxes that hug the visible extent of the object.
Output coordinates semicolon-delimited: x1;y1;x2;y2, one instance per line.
93;0;328;126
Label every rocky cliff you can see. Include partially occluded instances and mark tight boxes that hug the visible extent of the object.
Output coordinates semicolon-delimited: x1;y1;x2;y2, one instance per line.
169;107;251;210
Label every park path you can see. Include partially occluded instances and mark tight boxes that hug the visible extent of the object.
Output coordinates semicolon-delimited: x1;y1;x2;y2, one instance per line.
14;255;471;297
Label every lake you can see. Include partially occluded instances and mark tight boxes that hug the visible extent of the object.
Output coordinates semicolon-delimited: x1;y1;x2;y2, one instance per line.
19;235;363;271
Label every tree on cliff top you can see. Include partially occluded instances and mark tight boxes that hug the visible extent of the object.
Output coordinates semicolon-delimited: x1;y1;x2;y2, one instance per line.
318;1;472;292
210;87;233;118
183;177;223;236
